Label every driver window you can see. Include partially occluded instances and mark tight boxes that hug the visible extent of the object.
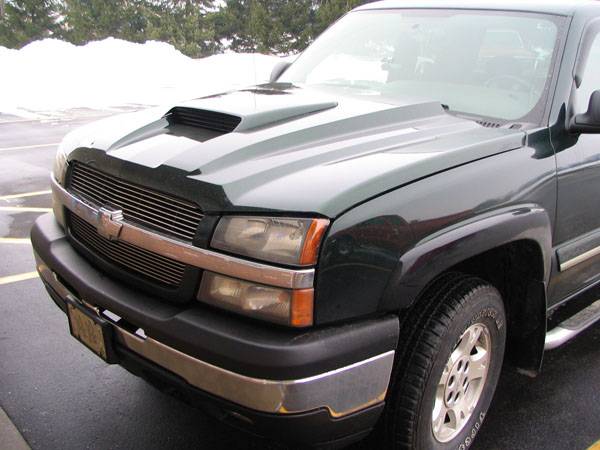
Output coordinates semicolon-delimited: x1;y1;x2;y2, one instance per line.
575;34;600;114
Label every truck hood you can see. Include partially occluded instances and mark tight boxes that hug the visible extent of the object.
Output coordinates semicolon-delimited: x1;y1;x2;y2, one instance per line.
63;85;526;218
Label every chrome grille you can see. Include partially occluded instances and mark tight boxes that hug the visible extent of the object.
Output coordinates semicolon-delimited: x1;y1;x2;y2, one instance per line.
68;162;203;242
70;214;186;287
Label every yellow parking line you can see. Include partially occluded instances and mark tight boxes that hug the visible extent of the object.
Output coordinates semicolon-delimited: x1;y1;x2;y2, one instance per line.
0;271;38;286
0;143;59;152
0;206;52;213
0;190;51;200
588;440;600;450
0;238;31;244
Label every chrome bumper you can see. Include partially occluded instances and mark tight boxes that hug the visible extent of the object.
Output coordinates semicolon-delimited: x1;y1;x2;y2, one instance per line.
36;256;395;418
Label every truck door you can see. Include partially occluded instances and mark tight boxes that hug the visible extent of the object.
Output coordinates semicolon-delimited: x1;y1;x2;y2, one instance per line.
552;29;600;302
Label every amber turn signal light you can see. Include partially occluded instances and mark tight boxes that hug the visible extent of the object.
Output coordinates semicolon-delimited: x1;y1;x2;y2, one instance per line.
290;289;314;327
299;219;330;266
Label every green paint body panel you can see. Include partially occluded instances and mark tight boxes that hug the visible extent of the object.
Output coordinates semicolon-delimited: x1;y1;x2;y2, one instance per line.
63;90;526;218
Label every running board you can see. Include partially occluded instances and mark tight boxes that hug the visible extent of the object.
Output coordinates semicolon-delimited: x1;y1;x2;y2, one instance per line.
545;299;600;350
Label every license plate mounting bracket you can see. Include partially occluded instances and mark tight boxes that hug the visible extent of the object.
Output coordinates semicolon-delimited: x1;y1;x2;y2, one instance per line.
66;298;118;364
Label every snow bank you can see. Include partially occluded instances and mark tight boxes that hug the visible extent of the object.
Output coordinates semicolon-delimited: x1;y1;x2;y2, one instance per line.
0;38;283;118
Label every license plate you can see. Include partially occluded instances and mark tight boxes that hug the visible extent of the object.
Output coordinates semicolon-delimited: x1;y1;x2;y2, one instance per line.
67;301;116;363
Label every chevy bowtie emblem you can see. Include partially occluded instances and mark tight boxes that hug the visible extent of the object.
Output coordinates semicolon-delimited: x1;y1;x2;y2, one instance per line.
97;207;124;241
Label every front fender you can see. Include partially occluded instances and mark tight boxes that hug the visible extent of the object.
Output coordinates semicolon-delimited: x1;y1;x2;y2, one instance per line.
314;139;556;325
381;205;552;311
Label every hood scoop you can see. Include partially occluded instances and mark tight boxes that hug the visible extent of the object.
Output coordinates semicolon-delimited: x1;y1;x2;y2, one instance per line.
165;107;242;134
172;89;338;134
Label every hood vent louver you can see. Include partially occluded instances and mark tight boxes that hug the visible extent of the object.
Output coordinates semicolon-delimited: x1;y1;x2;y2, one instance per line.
476;120;502;128
165;107;242;133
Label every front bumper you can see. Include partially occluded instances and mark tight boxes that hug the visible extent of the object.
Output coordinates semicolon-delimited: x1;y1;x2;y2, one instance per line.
31;213;399;446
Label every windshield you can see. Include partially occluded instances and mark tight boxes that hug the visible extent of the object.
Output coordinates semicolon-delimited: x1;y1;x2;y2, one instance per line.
280;9;564;123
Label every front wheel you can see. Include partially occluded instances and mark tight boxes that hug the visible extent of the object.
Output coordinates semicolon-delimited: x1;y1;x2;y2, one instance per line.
381;273;506;450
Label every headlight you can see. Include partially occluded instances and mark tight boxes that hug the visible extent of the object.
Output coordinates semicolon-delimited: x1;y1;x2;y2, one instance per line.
53;142;69;186
211;216;329;266
198;272;314;327
51;143;69;228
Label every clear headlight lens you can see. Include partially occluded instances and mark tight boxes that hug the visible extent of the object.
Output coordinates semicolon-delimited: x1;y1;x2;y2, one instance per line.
53;143;69;186
198;272;314;327
51;144;69;228
211;216;329;266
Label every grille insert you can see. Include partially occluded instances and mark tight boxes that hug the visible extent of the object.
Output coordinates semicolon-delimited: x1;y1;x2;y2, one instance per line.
68;163;203;242
165;107;241;133
70;214;186;287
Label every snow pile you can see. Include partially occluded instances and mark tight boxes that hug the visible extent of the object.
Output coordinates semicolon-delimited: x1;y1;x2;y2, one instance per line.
0;38;284;118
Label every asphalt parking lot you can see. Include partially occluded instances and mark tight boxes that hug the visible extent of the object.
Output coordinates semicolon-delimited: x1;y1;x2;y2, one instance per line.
0;114;599;450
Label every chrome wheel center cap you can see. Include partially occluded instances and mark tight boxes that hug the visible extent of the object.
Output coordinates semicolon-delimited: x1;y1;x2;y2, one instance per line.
432;323;492;443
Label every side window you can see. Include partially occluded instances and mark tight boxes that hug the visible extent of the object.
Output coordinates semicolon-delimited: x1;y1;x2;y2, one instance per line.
575;34;600;114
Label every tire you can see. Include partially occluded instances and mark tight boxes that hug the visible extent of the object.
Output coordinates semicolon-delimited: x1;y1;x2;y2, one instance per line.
380;273;506;450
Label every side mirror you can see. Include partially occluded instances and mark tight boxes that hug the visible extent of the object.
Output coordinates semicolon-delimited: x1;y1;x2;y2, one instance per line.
570;90;600;134
269;61;292;84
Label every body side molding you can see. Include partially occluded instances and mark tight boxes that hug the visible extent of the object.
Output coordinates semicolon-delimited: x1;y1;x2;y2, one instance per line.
557;228;600;271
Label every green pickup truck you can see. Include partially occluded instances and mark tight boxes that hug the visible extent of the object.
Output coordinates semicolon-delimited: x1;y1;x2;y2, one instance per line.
31;1;600;448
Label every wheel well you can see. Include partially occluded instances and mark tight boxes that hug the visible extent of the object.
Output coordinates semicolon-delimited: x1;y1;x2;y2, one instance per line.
450;240;547;375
